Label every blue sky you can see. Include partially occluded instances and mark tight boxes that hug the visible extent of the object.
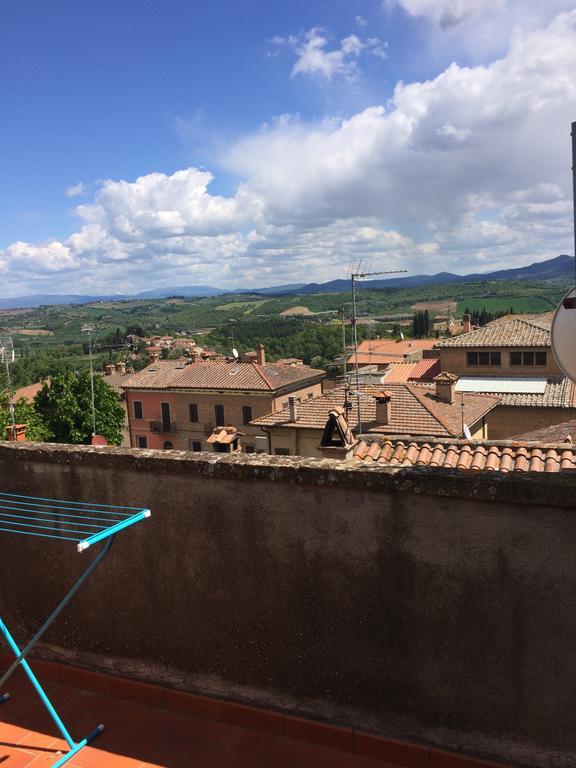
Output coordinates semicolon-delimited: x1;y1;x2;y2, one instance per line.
1;0;575;296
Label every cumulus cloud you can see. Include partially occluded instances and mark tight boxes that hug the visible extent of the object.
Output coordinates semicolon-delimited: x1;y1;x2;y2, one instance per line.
389;0;503;28
1;9;575;296
271;27;386;81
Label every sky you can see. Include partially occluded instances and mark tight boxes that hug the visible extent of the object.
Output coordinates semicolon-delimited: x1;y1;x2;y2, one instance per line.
1;0;575;297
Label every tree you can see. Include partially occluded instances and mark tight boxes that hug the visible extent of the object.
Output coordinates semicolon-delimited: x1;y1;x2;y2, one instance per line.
0;394;51;442
34;371;125;445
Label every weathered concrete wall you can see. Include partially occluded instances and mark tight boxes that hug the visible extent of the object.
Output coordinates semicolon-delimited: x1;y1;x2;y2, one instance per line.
1;442;576;767
487;404;576;439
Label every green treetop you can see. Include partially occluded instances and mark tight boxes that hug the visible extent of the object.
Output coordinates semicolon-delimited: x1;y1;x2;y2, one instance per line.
34;371;125;445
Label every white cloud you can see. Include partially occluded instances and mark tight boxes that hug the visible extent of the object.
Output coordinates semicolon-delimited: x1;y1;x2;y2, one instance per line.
272;27;387;81
390;0;503;28
1;9;575;296
66;182;87;198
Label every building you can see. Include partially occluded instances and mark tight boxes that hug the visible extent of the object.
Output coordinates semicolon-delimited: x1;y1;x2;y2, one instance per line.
252;376;499;457
435;316;576;438
348;337;438;368
121;345;325;452
100;361;134;446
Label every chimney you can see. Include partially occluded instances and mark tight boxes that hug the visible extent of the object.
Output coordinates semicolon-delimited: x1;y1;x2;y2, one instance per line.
5;424;27;442
434;372;459;404
127;365;135;374
115;361;126;374
257;343;266;366
288;396;298;422
149;352;160;364
463;313;471;333
374;391;392;425
105;363;114;376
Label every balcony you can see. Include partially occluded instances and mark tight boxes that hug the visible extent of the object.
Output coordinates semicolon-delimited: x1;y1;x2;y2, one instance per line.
149;420;177;434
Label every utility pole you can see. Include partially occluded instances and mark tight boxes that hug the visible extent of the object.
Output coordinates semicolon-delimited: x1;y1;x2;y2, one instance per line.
351;269;406;434
82;326;97;438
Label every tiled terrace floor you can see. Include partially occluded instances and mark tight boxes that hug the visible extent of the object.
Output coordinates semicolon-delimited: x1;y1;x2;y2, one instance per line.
0;668;405;768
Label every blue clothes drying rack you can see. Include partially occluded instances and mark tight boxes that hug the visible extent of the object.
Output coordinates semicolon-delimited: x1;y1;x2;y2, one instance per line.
0;491;151;767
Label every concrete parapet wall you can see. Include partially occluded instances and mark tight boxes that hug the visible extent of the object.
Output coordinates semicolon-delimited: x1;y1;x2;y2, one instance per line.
1;441;575;767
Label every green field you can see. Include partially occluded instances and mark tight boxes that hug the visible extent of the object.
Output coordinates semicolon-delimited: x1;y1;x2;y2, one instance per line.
456;296;555;314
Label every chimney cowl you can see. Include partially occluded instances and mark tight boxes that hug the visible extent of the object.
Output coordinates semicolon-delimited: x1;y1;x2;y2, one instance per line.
375;391;392;425
434;371;459;403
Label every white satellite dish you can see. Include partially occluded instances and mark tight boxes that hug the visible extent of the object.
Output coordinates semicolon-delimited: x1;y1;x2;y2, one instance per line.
463;424;472;440
232;348;239;359
400;331;404;340
551;288;576;382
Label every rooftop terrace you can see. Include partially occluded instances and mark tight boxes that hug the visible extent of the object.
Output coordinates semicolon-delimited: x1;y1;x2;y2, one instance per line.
1;441;575;768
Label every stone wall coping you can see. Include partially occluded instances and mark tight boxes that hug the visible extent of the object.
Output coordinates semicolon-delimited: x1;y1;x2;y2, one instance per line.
2;440;576;509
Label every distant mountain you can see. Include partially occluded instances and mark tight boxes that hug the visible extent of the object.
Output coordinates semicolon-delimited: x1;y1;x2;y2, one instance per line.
135;285;223;299
279;254;574;294
0;255;572;310
0;294;104;310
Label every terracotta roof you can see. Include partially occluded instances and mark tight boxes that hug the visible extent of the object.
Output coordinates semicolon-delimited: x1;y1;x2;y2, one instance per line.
514;420;576;443
408;358;441;381
383;358;441;383
349;353;410;366
357;338;438;354
252;384;499;438
353;436;576;473
122;359;324;392
466;376;576;408
206;426;241;444
12;381;43;403
99;372;132;395
436;318;551;348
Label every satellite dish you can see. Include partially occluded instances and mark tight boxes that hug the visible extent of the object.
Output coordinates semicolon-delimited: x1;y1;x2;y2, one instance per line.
400;331;405;340
232;348;239;359
552;288;576;382
463;424;472;440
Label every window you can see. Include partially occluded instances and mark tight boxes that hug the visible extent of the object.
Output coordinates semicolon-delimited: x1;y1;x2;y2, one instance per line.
161;402;171;431
163;441;173;450
244;445;255;453
535;351;547;366
134;401;143;419
215;404;225;426
137;436;147;448
467;351;501;367
274;447;290;456
189;403;198;422
242;405;252;425
190;440;202;452
511;351;547;366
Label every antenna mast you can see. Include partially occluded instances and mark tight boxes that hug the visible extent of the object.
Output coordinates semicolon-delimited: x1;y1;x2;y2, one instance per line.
351;269;406;434
81;326;97;438
0;335;15;439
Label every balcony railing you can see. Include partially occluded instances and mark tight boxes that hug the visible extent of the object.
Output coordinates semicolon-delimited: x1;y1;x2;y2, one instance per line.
149;420;177;434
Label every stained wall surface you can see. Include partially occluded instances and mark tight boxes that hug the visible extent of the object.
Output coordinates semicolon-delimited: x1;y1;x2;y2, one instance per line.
0;442;575;767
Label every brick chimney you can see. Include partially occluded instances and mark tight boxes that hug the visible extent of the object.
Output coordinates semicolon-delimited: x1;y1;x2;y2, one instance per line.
105;363;114;375
256;344;266;366
149;352;160;364
463;313;471;333
434;372;459;404
115;361;126;374
374;391;392;425
5;424;27;442
288;396;298;422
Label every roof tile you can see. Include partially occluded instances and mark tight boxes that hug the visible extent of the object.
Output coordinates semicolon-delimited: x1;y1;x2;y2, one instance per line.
437;318;551;348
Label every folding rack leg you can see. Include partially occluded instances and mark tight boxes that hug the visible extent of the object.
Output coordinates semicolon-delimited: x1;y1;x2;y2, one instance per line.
0;536;115;766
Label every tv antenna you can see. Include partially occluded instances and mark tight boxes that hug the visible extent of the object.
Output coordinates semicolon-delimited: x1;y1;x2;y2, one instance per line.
351;268;406;434
0;335;16;439
81;326;97;438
